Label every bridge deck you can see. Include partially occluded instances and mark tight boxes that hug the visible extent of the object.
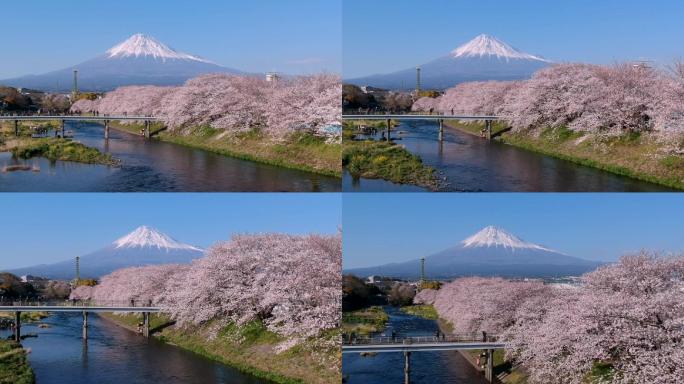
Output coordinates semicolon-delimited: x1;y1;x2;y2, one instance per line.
0;306;161;313
342;341;506;353
0;115;161;121
342;114;500;121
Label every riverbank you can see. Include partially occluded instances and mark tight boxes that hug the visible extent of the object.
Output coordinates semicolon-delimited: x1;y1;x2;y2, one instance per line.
342;123;439;190
404;303;527;384
1;122;117;167
109;122;341;177
100;313;340;384
342;306;389;336
399;304;438;320
447;121;684;190
0;340;35;384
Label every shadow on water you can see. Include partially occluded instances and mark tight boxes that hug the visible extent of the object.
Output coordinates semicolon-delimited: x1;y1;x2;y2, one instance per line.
0;313;270;384
0;121;341;192
344;121;675;192
343;306;488;384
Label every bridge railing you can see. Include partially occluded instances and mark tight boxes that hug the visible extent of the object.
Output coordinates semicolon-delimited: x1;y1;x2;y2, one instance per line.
342;333;499;346
0;299;157;308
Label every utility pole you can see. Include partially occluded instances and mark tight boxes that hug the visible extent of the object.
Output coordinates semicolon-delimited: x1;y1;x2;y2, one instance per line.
75;256;80;282
72;69;79;100
415;66;421;96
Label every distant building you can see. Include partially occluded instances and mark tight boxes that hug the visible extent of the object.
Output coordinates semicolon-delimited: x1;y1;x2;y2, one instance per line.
266;72;280;82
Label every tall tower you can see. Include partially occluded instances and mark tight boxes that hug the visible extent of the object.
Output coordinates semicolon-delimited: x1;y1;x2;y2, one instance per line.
75;256;80;282
419;257;425;286
72;69;79;100
415;66;421;95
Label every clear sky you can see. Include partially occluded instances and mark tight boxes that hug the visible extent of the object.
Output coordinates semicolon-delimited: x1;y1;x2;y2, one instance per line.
0;0;341;79
0;193;341;270
343;193;684;269
343;0;684;78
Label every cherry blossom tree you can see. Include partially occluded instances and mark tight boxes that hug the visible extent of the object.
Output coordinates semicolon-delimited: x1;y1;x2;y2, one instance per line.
89;233;341;347
72;73;341;141
419;62;684;151
427;252;684;384
69;285;94;301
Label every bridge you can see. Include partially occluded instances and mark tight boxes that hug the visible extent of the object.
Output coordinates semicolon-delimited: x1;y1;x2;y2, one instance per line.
0;115;162;139
343;335;505;383
342;114;502;141
0;301;161;341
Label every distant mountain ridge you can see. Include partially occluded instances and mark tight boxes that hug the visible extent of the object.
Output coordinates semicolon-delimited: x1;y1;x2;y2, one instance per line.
345;226;602;279
345;34;551;90
7;226;204;280
0;33;243;92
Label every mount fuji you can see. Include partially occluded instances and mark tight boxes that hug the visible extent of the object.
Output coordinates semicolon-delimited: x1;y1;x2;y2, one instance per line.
345;34;551;90
1;33;243;92
345;226;601;279
8;226;205;280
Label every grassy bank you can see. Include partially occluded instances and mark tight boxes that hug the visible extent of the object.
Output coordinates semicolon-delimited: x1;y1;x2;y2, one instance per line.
464;349;527;384
10;138;117;166
1;121;116;166
0;340;35;384
341;306;389;336
342;123;439;190
448;121;684;190
400;304;439;320
110;122;341;177
0;312;48;323
100;313;340;384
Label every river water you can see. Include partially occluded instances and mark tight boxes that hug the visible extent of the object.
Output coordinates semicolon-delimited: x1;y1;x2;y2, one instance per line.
0;122;340;192
0;313;270;384
344;121;675;192
343;306;487;384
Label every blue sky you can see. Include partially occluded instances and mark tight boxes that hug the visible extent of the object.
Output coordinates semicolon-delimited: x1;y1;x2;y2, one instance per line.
343;0;684;78
0;194;341;270
343;194;684;268
0;0;341;79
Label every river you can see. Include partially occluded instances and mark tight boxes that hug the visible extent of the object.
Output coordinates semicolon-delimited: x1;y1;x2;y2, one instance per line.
344;121;675;192
342;306;487;384
1;312;270;384
0;122;341;192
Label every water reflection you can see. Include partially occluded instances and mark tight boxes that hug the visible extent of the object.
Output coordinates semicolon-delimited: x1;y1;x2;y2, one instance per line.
0;122;340;192
344;121;674;192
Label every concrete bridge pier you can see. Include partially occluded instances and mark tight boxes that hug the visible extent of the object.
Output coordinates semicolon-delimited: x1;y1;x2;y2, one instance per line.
485;348;494;382
385;119;391;142
144;121;151;139
59;119;65;138
14;311;21;342
14;120;19;136
485;120;492;140
104;120;110;140
404;351;411;384
142;312;150;338
82;311;89;340
438;119;444;141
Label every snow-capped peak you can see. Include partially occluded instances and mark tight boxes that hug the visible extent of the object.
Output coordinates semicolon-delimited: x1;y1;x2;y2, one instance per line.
450;34;550;62
113;225;203;251
461;226;555;251
106;33;211;63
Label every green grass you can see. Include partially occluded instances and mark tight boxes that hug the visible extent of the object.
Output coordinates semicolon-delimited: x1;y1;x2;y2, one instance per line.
586;361;614;383
502;129;684;190
0;340;35;384
342;306;389;336
0;312;48;323
110;122;341;177
445;121;684;190
400;305;439;320
343;123;439;191
10;138;117;166
101;313;340;384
